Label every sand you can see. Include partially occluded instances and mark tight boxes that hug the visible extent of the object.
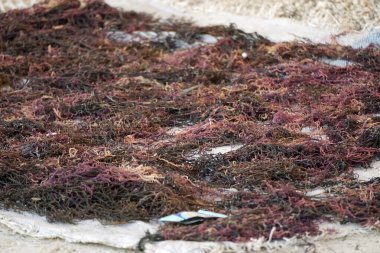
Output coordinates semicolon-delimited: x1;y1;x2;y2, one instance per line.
160;0;380;31
0;225;125;253
0;0;39;11
3;0;380;31
1;209;380;253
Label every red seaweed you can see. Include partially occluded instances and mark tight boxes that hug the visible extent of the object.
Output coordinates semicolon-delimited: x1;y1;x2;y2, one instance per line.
0;0;379;243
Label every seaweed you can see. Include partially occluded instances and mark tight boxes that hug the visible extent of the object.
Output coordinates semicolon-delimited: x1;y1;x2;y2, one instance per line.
0;162;204;222
0;0;379;243
358;126;380;148
0;118;45;138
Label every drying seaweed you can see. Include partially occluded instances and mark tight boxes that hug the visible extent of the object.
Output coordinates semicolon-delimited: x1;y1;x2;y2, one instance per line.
162;187;323;242
0;162;204;222
358;126;380;148
0;0;380;243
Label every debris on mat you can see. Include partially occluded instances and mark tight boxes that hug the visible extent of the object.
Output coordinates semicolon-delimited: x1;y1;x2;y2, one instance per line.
159;210;227;224
0;0;380;244
107;30;219;50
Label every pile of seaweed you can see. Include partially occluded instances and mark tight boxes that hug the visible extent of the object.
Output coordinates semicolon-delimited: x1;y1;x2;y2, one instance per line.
0;0;379;243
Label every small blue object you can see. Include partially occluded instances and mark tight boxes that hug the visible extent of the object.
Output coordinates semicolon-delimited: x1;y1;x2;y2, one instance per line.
197;210;227;218
159;210;227;224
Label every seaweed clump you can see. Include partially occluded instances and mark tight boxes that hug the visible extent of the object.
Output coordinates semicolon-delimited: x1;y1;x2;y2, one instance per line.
358;126;380;148
0;0;380;243
0;162;202;222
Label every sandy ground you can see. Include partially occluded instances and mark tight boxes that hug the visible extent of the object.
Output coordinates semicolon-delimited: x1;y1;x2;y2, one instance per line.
2;0;380;30
0;224;126;253
0;0;39;11
160;0;380;31
1;209;380;253
105;0;338;43
150;230;380;253
0;0;380;252
2;228;380;253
